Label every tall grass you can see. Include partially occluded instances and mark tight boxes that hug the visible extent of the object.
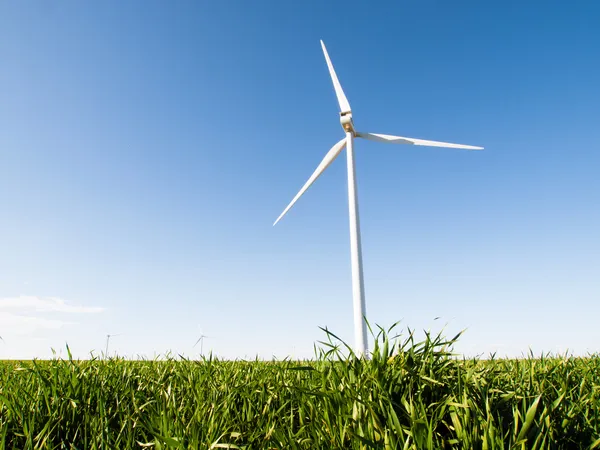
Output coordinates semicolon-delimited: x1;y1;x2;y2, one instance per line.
0;325;599;449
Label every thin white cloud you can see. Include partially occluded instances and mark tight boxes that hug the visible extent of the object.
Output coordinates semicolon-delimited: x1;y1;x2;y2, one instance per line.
0;296;104;314
0;312;67;335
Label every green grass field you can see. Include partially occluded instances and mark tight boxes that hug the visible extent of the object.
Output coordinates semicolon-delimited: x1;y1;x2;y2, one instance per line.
1;326;599;449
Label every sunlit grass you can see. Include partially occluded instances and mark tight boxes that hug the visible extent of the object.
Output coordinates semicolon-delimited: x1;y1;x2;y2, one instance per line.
1;324;599;449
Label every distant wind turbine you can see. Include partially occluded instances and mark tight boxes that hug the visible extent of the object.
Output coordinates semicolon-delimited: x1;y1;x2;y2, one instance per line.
193;331;210;356
105;333;122;357
274;40;483;358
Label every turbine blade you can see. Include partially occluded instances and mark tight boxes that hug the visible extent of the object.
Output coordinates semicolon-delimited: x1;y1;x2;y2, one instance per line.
320;40;351;113
273;138;346;226
356;132;483;150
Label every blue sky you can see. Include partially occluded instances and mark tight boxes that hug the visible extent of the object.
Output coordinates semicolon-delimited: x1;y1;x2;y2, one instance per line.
1;1;599;359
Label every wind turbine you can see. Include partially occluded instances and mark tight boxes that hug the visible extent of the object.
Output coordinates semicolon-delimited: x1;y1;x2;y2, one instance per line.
105;333;122;357
273;40;483;358
193;331;210;356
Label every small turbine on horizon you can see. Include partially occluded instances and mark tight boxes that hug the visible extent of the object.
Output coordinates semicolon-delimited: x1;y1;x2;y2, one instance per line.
193;331;211;356
105;333;122;357
274;40;483;358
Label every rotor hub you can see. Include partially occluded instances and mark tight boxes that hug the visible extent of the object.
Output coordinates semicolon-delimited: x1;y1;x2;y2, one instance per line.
340;112;355;134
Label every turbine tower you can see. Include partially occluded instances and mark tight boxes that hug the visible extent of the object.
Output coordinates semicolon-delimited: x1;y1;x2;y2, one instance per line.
274;40;483;358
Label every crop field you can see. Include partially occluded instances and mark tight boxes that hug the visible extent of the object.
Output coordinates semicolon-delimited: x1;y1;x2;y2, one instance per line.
1;327;599;449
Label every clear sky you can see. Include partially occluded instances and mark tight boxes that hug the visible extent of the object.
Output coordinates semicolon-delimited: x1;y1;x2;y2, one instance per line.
1;1;599;360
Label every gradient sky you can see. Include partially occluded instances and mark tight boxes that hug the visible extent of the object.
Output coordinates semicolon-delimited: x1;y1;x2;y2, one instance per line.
1;1;599;360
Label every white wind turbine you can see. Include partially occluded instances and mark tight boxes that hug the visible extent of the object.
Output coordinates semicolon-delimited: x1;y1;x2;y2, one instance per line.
193;330;210;356
274;40;483;358
105;333;122;357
